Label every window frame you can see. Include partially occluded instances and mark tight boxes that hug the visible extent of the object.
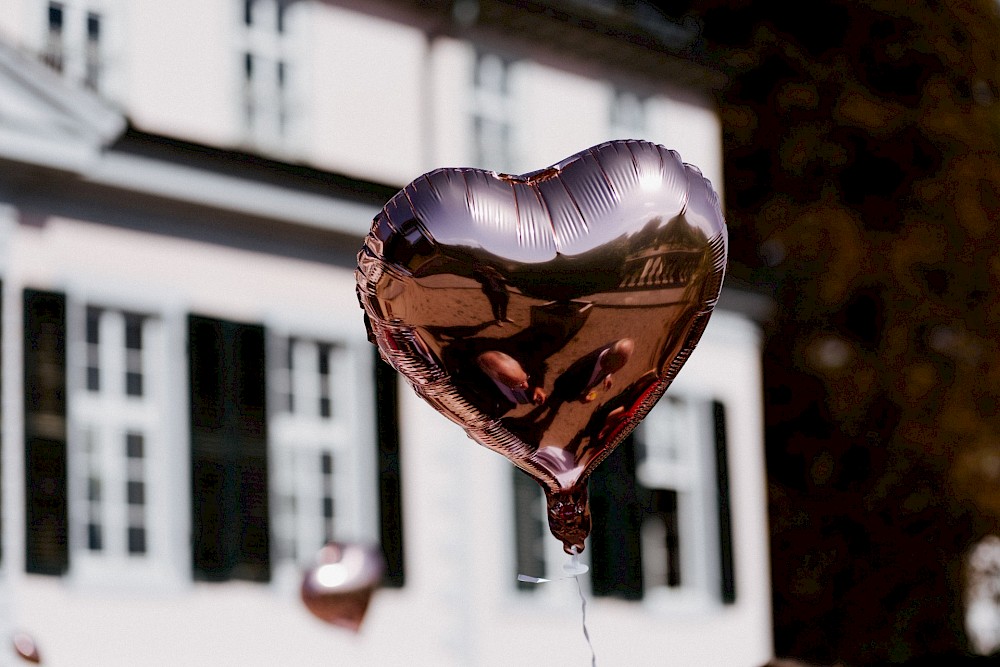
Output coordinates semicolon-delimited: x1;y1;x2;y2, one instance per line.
469;49;517;173
508;388;734;611
631;391;725;610
265;318;380;590
59;286;189;591
36;0;120;96
236;0;298;152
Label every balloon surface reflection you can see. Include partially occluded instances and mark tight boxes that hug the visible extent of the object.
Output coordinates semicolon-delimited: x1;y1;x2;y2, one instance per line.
356;140;727;553
300;543;385;633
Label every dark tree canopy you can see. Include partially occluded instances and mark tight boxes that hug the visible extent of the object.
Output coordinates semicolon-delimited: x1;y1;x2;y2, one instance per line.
667;0;1000;664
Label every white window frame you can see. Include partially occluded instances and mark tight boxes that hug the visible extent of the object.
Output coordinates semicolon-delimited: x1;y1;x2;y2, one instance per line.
609;87;647;141
633;392;723;609
237;0;299;152
64;291;186;590
470;50;516;173
34;0;122;96
267;321;379;589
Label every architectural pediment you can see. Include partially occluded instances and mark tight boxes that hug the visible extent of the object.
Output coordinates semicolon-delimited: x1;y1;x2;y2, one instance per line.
0;38;125;174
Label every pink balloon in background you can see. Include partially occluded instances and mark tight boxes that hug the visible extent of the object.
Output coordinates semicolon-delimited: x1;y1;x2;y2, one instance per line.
12;632;40;664
301;543;385;633
356;140;727;553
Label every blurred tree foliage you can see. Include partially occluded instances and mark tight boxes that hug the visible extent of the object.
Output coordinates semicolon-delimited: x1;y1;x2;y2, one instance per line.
676;0;1000;664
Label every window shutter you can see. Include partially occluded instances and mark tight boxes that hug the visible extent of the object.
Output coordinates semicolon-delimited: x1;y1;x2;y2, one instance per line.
589;435;643;599
375;355;404;587
23;289;69;575
512;468;546;589
188;316;270;582
713;400;736;604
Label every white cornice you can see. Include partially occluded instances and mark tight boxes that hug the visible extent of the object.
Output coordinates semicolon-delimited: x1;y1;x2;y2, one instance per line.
0;39;126;174
84;149;380;237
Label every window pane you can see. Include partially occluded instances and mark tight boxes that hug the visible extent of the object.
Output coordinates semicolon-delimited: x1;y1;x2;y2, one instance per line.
87;367;100;392
126;432;144;459
642;489;681;588
125;372;143;397
87;477;101;502
127;481;145;506
276;0;287;33
86;12;101;40
86;308;100;391
87;523;102;551
128;527;146;554
124;314;142;350
48;3;64;30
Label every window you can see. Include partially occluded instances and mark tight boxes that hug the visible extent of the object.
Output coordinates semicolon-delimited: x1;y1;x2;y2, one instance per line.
471;51;515;172
23;291;171;579
69;306;164;570
239;0;294;150
39;0;107;92
510;394;734;603
269;335;389;584
609;88;646;141
588;395;735;604
270;337;344;566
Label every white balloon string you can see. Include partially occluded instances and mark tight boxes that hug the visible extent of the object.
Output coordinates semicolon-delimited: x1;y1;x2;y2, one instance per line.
516;547;597;666
576;574;596;667
570;547;596;667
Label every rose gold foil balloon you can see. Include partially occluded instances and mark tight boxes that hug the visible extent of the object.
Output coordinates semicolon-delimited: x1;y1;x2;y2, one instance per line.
301;543;385;632
356;140;727;553
12;632;40;663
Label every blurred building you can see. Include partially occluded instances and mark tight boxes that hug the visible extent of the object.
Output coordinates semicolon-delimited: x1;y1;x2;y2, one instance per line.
0;1;772;665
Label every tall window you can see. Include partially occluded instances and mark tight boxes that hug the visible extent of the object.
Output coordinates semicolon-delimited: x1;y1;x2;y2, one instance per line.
270;336;363;571
609;88;646;141
69;307;163;570
22;292;168;578
239;0;293;150
471;51;515;172
589;394;735;604
40;0;107;92
512;392;735;604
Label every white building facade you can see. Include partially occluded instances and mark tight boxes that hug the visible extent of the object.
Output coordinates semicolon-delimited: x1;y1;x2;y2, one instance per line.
0;1;773;665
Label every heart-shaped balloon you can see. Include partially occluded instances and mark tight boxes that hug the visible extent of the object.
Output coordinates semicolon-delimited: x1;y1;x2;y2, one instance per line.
356;140;726;553
300;543;385;632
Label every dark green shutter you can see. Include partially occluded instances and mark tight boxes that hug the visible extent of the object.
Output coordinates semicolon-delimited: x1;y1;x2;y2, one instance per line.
375;355;405;587
188;315;269;582
713;400;736;604
23;289;68;575
589;436;644;599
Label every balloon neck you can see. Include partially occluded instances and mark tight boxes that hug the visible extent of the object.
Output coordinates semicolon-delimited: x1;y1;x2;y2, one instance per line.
545;485;591;555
